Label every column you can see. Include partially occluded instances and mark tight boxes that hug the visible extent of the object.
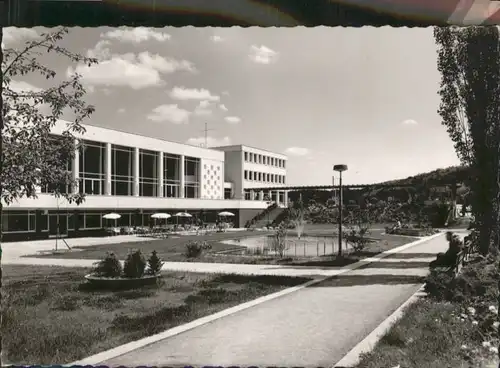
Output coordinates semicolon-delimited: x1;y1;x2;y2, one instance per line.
157;152;164;197
259;191;264;201
72;139;80;194
104;143;112;195
133;147;140;196
284;190;289;207
179;155;185;198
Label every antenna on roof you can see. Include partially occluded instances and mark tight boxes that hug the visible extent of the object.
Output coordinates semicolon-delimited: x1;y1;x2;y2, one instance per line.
202;121;215;148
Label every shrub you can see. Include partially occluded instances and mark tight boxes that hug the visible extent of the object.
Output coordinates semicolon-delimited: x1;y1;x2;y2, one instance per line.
123;249;147;278
185;241;205;258
146;250;164;275
92;252;122;278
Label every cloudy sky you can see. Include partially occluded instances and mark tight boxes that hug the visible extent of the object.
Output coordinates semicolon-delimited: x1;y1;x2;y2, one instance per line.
3;26;460;186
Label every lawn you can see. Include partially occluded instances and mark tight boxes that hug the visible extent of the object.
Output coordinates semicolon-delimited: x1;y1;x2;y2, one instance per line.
30;230;267;261
3;264;311;365
355;298;497;368
355;252;499;368
30;226;419;267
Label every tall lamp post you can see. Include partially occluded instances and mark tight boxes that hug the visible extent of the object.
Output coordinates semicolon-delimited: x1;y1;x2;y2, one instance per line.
333;164;348;257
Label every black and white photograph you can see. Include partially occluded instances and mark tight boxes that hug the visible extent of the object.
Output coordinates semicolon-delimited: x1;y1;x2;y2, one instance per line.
1;25;499;368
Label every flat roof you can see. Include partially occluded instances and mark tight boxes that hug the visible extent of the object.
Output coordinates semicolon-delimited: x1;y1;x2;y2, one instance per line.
214;144;287;158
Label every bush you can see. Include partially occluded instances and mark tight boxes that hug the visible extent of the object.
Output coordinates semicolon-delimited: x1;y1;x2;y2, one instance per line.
146;250;164;275
92;252;122;278
185;241;207;258
123;249;147;278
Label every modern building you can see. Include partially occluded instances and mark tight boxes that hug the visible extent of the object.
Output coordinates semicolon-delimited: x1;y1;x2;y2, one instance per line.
2;121;288;241
213;145;288;204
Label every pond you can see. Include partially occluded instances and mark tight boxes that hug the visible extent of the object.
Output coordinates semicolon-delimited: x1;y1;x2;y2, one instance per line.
220;235;352;257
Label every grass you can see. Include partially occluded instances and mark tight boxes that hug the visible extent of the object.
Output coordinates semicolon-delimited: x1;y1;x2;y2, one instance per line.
355;298;497;368
355;252;500;368
29;225;419;268
30;230;265;261
3;264;311;365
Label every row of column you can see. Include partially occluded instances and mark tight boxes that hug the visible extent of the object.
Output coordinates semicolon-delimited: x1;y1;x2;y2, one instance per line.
249;189;288;207
71;142;186;198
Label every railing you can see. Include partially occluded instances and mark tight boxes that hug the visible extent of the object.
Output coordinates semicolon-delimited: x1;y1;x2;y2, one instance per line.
245;203;278;228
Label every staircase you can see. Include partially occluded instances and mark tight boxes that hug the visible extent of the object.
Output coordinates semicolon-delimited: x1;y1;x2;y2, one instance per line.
252;206;285;229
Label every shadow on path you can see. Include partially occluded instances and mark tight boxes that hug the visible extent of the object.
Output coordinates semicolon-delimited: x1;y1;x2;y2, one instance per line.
309;273;426;287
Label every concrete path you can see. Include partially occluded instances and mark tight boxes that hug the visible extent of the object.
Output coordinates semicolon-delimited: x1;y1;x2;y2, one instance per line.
94;232;458;367
1;235;157;262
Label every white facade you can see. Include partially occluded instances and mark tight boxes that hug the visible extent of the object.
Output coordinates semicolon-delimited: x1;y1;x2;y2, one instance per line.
214;145;288;206
9;120;269;211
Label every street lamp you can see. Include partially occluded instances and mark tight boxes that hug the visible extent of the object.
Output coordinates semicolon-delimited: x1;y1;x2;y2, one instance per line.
333;164;348;257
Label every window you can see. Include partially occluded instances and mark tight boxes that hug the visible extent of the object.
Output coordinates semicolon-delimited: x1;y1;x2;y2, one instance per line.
271;174;274;183
164;153;181;198
79;140;106;195
270;157;274;166
185;156;200;198
244;152;248;161
2;211;36;233
283;176;286;184
283;160;286;169
111;145;133;196
139;149;158;197
266;173;270;182
84;212;102;229
244;170;248;180
258;155;262;164
258;172;262;181
253;171;257;181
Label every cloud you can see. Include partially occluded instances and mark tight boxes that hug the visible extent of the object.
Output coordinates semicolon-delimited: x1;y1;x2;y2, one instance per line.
68;52;195;89
285;147;310;156
186;136;231;148
102;27;171;43
219;104;228;112
8;80;42;93
147;104;191;124
86;40;112;60
249;45;278;64
402;119;418;125
3;28;40;47
137;52;196;73
169;87;220;101
117;108;126;113
210;35;224;42
221;91;230;96
225;116;241;124
194;100;213;116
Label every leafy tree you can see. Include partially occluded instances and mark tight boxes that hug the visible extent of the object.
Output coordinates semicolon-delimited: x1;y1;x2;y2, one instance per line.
1;27;96;365
435;26;500;256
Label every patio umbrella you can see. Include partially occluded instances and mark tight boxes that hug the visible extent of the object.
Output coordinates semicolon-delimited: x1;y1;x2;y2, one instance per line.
174;212;192;226
103;213;121;220
151;213;171;219
103;213;121;227
151;212;171;227
218;211;235;228
218;211;235;217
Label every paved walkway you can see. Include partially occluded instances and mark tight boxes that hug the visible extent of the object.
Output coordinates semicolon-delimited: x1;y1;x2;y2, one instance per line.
89;232;462;367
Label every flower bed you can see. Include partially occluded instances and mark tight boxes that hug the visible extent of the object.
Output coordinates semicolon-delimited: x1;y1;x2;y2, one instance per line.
84;273;161;290
85;249;164;291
